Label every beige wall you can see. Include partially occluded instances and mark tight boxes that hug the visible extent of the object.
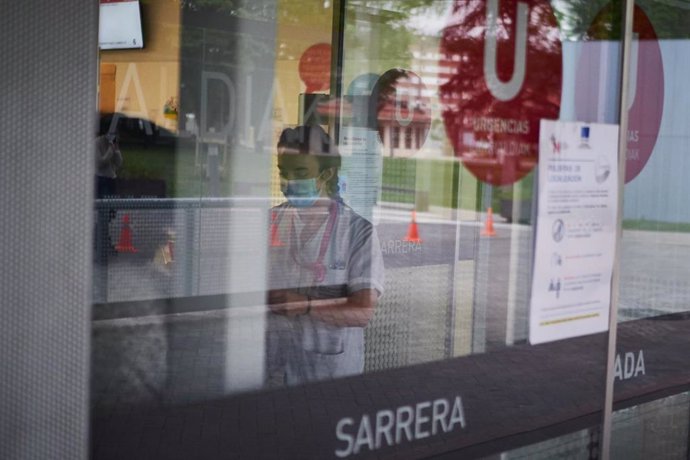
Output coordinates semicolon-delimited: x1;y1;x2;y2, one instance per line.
269;1;335;198
272;0;334;131
98;0;180;131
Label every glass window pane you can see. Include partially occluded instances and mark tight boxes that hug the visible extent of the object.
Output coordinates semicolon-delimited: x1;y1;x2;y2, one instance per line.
612;1;690;457
90;1;640;458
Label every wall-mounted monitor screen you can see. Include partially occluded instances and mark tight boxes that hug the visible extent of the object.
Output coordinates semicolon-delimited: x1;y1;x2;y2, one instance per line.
99;0;144;50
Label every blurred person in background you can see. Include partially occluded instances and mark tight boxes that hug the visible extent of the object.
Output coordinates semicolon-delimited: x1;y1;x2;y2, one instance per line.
267;125;384;385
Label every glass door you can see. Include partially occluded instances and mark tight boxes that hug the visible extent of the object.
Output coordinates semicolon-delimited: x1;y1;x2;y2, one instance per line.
611;1;690;458
89;1;685;459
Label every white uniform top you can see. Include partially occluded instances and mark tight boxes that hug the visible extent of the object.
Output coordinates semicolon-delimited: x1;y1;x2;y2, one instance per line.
268;200;385;385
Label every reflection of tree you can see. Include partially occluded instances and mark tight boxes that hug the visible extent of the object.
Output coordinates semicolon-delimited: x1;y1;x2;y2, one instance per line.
440;1;562;132
178;3;277;123
439;0;561;185
344;1;448;71
178;0;453;95
551;0;608;40
179;0;276;20
553;0;690;40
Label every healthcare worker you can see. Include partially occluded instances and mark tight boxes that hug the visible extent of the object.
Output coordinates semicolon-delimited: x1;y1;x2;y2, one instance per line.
267;125;384;385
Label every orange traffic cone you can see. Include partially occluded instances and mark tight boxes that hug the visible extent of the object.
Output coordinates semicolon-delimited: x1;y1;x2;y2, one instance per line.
270;211;285;247
115;214;138;253
481;207;497;237
403;210;422;243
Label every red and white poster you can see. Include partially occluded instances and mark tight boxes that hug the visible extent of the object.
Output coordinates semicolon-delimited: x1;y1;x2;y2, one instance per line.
576;4;663;183
99;0;144;50
439;0;562;186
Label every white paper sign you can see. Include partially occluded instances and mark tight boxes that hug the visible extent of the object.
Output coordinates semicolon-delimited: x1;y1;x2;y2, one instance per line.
99;0;144;50
529;120;619;345
339;126;382;222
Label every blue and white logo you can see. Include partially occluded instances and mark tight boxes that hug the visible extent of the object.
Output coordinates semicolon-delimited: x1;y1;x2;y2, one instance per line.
579;125;591;149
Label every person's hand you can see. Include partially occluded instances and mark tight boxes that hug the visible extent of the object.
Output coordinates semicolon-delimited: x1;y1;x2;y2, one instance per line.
267;289;309;316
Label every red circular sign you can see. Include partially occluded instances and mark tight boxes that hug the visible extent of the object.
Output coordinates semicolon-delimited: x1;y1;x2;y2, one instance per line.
439;0;562;185
578;4;663;183
298;43;332;93
372;69;431;153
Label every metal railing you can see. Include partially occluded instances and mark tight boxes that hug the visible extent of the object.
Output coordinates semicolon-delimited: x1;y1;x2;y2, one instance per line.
93;197;273;304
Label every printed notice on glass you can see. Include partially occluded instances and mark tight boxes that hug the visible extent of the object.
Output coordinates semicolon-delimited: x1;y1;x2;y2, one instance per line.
529;120;619;345
339;126;382;222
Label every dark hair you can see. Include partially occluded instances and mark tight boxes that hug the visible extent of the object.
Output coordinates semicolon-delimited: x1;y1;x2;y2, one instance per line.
371;68;410;112
277;125;342;199
98;113;120;137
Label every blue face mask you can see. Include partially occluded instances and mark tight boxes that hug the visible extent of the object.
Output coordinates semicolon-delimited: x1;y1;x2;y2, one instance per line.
282;176;322;208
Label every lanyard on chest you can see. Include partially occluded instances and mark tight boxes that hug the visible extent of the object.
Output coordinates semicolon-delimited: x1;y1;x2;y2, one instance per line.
289;201;338;284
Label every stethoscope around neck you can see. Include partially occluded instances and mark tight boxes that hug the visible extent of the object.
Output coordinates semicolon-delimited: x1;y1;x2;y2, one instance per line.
273;200;338;284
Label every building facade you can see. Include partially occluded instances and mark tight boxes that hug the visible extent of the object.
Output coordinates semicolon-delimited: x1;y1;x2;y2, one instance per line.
1;0;689;459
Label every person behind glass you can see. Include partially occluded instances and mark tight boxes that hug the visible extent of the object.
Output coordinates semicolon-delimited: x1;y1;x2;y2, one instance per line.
267;125;384;385
94;119;123;259
95;119;123;198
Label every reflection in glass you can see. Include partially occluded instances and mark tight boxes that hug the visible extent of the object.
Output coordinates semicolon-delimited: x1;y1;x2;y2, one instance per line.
267;125;384;385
